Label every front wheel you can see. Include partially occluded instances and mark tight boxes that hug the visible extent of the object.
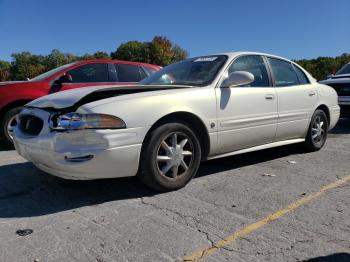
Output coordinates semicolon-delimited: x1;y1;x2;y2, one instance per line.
139;122;201;191
0;107;22;147
303;109;328;152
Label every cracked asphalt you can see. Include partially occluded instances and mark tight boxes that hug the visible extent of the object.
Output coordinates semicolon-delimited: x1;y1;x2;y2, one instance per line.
0;118;349;262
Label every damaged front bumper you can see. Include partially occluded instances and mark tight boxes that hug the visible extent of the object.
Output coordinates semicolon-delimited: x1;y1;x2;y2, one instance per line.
13;107;149;180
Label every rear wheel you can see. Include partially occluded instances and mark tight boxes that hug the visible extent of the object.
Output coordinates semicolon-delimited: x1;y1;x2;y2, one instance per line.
0;107;22;147
303;109;328;152
139;122;201;191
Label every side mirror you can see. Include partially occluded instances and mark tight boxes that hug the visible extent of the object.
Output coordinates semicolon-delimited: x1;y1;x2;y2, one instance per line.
221;71;255;88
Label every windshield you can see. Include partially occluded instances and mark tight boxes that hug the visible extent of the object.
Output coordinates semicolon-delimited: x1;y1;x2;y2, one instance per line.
336;63;350;75
30;62;78;81
139;55;228;87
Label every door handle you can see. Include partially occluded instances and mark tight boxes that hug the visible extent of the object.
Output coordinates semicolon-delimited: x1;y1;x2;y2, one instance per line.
308;91;316;96
265;94;275;100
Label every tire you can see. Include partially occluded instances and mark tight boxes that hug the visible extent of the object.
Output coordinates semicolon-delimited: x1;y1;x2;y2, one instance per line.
138;122;202;191
303;109;328;152
0;107;22;147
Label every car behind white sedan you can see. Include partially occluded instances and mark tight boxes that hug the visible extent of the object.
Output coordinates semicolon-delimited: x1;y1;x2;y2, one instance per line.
13;52;340;191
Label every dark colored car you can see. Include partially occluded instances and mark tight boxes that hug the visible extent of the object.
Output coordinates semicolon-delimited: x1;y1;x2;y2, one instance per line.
320;62;350;116
0;60;161;146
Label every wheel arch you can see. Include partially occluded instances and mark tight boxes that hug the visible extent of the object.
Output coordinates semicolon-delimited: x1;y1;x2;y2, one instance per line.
0;100;32;120
315;104;330;125
142;111;211;160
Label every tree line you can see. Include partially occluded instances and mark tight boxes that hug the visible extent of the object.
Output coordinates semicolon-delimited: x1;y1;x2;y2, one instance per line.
293;53;350;80
0;35;349;81
0;36;188;81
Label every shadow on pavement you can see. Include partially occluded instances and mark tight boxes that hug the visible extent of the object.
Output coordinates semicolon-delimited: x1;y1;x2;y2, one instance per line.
0;143;306;218
0;139;13;151
303;253;350;262
0;162;156;218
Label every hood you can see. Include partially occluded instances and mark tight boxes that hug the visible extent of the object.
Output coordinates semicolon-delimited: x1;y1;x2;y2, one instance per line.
0;81;27;86
319;75;350;84
26;85;192;110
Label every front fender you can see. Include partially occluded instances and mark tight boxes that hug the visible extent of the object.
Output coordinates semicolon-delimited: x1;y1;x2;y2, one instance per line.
78;87;217;132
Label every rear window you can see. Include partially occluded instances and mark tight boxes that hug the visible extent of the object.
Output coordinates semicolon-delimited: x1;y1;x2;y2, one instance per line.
268;58;299;87
293;65;309;84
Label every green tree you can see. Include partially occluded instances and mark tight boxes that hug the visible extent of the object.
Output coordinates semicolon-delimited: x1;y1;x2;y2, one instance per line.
171;44;189;63
10;52;46;80
111;36;188;66
0;60;11;81
81;51;111;60
294;53;350;80
111;41;151;63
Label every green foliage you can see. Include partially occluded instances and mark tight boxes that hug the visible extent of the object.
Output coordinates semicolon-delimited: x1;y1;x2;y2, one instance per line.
294;53;350;80
81;51;111;60
111;36;188;66
10;52;46;80
0;60;11;81
8;50;112;80
111;41;151;63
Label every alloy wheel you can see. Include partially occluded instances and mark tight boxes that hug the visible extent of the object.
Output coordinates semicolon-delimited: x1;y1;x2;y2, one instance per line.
6;114;18;140
311;115;326;145
156;132;194;180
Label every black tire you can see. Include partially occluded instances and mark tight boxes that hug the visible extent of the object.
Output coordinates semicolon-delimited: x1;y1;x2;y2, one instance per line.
138;122;201;192
303;109;328;152
0;107;22;147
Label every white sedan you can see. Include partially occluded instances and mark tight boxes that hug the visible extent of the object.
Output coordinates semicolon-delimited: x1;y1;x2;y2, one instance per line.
13;52;340;191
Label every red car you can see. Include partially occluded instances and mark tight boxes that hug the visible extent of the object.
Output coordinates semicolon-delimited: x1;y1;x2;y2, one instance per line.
0;60;161;146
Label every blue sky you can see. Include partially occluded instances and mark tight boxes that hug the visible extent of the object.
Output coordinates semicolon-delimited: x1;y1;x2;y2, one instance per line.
0;0;349;61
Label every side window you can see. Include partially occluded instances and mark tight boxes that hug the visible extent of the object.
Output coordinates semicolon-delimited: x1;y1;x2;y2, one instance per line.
267;58;299;87
143;66;158;76
115;64;142;82
293;64;310;85
228;55;270;87
67;63;108;83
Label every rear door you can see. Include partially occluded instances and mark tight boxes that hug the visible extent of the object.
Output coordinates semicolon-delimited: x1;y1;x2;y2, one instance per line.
266;57;318;141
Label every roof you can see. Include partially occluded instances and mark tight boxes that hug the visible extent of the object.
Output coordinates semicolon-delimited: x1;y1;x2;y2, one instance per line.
208;51;292;62
74;59;161;69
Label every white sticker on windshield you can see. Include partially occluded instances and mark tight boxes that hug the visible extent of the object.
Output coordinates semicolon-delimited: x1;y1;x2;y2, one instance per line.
194;57;218;62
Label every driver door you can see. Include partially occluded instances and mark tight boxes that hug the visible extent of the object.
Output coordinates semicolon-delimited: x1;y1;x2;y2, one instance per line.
215;55;278;154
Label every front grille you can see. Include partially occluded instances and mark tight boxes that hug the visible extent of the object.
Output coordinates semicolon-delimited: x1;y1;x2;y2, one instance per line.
327;83;350;96
19;115;44;136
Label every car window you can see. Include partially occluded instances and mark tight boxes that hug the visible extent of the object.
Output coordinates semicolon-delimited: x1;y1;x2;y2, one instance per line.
143;66;158;76
30;62;78;81
293;64;309;84
66;63;108;83
336;63;350;75
108;63;118;82
228;55;270;87
115;64;142;82
140;55;228;87
268;58;299;87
